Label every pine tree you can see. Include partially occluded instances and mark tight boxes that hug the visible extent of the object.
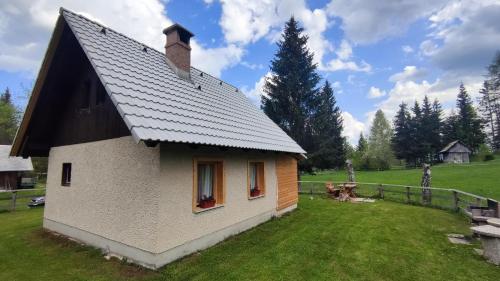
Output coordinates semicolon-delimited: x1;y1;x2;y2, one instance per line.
455;83;485;152
262;16;320;155
392;102;412;163
357;133;368;154
310;81;345;169
409;101;424;166
367;110;394;170
430;99;443;158
442;109;459;146
420;96;434;162
0;87;19;144
478;81;498;150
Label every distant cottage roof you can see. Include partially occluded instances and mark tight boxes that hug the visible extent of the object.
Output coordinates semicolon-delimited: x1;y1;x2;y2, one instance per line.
11;8;305;156
439;140;471;153
0;145;33;172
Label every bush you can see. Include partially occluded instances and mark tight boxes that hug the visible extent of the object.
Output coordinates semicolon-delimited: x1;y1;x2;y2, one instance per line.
484;154;495;161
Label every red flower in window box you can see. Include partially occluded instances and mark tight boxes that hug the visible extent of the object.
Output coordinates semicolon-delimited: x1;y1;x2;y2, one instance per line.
250;187;261;197
199;196;216;208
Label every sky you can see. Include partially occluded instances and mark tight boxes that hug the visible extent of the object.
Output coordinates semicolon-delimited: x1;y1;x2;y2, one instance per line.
1;0;500;144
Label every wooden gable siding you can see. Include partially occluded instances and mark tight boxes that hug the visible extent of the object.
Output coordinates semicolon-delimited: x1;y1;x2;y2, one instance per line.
18;21;129;157
276;155;298;211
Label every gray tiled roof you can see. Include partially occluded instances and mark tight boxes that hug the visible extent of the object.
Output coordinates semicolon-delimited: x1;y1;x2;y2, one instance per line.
61;9;305;154
0;145;33;172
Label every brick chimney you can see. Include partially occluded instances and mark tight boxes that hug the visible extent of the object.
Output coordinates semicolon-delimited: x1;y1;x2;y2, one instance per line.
163;23;194;79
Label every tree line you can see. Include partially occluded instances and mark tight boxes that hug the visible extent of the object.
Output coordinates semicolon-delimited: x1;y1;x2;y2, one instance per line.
262;17;499;172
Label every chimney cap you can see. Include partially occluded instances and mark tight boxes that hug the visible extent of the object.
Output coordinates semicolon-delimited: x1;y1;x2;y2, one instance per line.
163;23;194;37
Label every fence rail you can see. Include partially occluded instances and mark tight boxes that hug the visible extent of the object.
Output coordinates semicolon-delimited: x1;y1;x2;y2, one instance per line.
0;188;46;212
298;181;499;216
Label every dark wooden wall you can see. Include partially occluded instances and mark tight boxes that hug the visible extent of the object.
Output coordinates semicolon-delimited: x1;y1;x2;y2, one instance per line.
0;172;19;190
20;22;130;157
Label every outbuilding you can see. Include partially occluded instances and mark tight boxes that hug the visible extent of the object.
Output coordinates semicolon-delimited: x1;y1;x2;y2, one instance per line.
10;8;305;269
0;145;33;190
439;140;472;163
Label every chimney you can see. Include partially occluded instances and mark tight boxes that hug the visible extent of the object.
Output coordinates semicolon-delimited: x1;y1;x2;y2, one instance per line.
163;23;194;79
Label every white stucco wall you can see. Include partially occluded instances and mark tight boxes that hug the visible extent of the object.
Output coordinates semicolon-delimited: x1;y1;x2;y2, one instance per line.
43;137;287;266
44;136;161;252
156;144;279;252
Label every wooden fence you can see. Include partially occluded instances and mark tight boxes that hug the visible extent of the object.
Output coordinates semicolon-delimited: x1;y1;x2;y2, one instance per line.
0;188;46;212
298;181;499;217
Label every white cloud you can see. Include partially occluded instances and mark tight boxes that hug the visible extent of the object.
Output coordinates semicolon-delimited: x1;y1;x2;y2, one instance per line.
422;0;500;74
213;0;337;68
0;0;243;77
326;0;448;44
241;73;269;106
389;66;427;83
341;111;366;145
367;86;386;99
402;45;414;54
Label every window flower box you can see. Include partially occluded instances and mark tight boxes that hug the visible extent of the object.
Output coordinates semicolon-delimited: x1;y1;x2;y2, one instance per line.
199;197;216;209
250;188;261;197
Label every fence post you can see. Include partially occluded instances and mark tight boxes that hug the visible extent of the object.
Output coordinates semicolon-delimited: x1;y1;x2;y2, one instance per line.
475;197;482;207
11;191;17;211
406;186;410;203
378;184;384;199
452;190;459;211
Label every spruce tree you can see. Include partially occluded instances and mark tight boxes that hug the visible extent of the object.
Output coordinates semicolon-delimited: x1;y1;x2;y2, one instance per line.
310;81;345;169
392;102;412;163
455;83;485;152
420;96;434;162
262;16;320;155
357;133;368;154
430;99;443;157
409;101;424;165
478;81;498;150
367;110;394;170
0;87;19;144
442;109;459;146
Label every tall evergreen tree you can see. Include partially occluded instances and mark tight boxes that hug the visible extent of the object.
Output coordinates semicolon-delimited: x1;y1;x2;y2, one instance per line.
420;96;434;162
455;83;485;152
262;17;320;155
367;110;394;170
478;81;498;150
392;102;412;163
442;109;459;146
0;87;19;144
310;81;345;169
357;133;368;154
430;99;443;157
409;101;424;165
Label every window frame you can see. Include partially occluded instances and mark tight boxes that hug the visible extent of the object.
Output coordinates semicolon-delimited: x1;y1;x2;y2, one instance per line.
247;161;265;199
61;163;72;187
192;158;225;212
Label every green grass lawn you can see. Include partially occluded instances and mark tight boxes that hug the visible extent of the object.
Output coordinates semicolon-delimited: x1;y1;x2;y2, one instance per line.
302;159;500;200
1;196;499;281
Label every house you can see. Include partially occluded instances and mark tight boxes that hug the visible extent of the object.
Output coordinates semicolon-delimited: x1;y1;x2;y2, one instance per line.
9;8;305;269
0;145;33;190
439;140;472;163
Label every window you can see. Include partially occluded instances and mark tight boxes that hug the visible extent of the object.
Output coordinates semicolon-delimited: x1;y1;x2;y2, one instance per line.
61;163;72;186
248;161;265;198
193;159;224;211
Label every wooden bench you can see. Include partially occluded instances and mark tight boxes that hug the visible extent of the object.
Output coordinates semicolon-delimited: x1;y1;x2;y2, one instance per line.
471;225;500;265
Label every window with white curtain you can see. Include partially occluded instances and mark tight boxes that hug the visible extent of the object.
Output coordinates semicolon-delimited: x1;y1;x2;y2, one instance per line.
193;159;224;211
197;163;214;202
248;161;265;198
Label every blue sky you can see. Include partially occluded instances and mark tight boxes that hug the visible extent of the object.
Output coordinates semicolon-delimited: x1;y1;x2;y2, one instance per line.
1;0;500;144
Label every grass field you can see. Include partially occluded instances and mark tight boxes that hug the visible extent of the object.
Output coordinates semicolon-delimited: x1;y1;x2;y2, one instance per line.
1;196;499;281
302;159;500;200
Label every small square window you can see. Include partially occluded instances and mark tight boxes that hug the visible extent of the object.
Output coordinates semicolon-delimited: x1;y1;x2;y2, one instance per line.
248;162;265;198
61;163;71;186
